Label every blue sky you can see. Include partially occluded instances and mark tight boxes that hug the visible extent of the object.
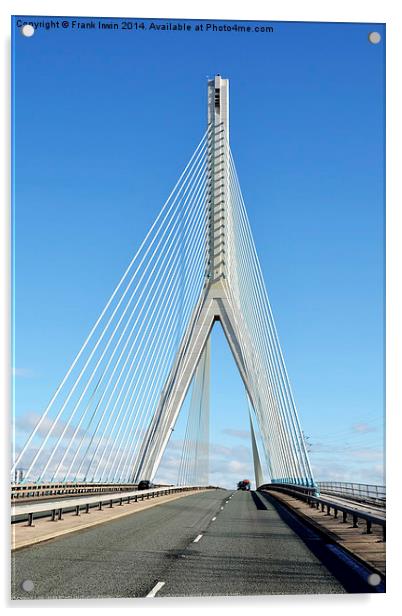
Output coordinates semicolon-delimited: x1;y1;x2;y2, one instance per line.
12;16;385;488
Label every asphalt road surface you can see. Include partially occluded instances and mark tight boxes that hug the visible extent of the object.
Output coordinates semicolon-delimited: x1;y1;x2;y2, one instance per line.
13;489;374;599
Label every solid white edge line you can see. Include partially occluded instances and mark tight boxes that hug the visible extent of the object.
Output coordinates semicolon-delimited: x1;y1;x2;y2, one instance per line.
146;581;166;598
193;534;203;543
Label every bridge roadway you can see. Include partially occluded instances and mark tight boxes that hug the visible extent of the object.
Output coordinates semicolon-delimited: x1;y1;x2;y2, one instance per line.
13;489;378;599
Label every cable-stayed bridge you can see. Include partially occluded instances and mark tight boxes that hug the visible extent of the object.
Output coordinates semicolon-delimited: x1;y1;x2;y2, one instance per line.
11;76;385;597
13;75;313;489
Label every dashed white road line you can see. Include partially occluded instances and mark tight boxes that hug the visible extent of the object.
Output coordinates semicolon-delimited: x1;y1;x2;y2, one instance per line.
193;534;203;543
146;581;165;597
212;516;216;521
220;506;224;510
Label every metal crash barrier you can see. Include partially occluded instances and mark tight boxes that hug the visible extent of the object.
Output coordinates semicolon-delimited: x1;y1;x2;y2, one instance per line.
12;485;218;527
259;483;386;541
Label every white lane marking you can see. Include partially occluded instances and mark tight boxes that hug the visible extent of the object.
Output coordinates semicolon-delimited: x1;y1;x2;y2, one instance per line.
193;534;203;543
220;506;224;510
212;516;216;521
146;581;165;597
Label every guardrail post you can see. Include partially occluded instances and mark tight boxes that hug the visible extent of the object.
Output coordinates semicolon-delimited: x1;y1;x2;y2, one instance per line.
109;499;113;508
342;511;347;523
119;498;123;506
75;505;80;516
366;520;372;534
99;502;103;511
321;503;325;512
51;509;57;521
352;514;358;528
27;513;34;527
326;505;331;515
334;508;338;519
58;508;63;521
85;503;90;514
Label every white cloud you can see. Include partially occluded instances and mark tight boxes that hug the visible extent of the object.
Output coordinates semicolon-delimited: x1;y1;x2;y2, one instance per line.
352;422;378;434
15;411;85;441
155;437;255;489
12;367;35;378
221;428;250;440
310;443;384;484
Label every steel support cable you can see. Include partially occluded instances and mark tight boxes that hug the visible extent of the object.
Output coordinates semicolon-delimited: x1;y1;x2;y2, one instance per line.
223;172;291;479
63;184;207;482
234;250;297;482
197;338;210;484
35;158;208;483
98;229;205;483
78;175;208;482
119;263;206;484
221;276;288;482
218;276;266;435
227;153;298;478
177;343;205;485
247;392;270;483
219;284;282;482
91;182;208;481
227;163;302;482
179;366;201;484
183;350;206;485
69;164;207;482
51;370;107;478
232;182;310;485
225;206;289;482
227;166;302;482
56;173;209;486
57;229;195;482
98;202;208;483
223;173;292;482
177;392;194;484
12;130;210;478
145;293;213;476
248;391;273;481
81;166;207;478
138;290;212;473
109;246;204;484
23;140;209;482
221;220;260;404
112;183;208;483
185;342;209;484
229;153;313;484
96;264;187;482
223;239;291;482
137;297;216;481
63;206;205;483
122;282;210;481
114;230;207;482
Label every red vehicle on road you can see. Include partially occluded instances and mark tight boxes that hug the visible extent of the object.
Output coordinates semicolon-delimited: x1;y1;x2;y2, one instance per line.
237;479;251;491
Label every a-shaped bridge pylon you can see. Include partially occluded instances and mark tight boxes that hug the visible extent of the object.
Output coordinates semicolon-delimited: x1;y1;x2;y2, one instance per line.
12;76;314;488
